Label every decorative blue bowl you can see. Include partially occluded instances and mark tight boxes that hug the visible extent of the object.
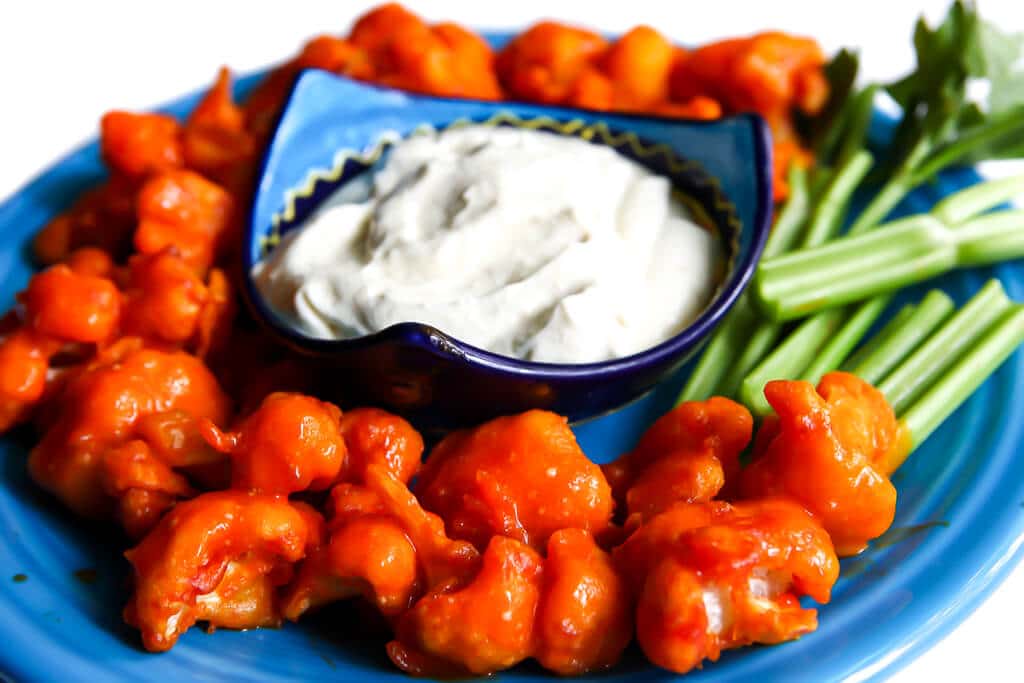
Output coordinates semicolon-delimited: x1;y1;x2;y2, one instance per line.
243;71;772;430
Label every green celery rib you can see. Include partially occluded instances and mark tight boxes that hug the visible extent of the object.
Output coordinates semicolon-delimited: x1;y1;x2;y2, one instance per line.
723;146;873;395
739;307;847;416
910;109;1024;187
728;140;873;399
834;85;879;168
762;165;811;259
716;323;784;398
713;158;821;398
844;171;913;237
841;302;918;373
846;136;933;236
954;210;1024;267
896;304;1024;470
846;115;1024;238
676;166;811;405
816;77;861;164
755;217;955;321
757;215;941;280
879;280;1011;415
676;301;757;404
801;294;892;384
756;175;1024;320
756;208;1024;320
808;167;833;199
932;174;1024;227
845;290;955;385
800;150;874;248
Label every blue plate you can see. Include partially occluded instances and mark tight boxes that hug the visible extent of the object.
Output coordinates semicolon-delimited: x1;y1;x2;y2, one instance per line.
0;32;1023;683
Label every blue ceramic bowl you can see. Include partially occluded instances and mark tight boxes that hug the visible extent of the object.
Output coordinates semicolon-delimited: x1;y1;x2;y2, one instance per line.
243;71;772;430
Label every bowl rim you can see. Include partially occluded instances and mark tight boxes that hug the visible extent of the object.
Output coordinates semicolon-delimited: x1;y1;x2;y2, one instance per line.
241;73;774;378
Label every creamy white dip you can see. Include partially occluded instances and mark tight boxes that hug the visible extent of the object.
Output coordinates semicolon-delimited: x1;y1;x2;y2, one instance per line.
254;126;719;364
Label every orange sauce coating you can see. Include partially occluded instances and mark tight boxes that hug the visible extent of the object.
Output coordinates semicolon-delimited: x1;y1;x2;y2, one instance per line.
201;392;347;495
415;410;614;552
602;396;753;515
2;5;864;677
123;491;320;651
740;372;899;556
615;498;838;673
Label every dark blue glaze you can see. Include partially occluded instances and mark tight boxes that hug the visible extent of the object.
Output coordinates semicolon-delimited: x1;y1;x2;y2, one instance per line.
243;71;773;429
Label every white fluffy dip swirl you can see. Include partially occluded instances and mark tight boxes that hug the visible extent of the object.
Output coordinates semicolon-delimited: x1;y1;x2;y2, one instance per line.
254;126;719;363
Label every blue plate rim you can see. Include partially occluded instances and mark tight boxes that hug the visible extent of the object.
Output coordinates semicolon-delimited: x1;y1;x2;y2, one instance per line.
0;33;1020;683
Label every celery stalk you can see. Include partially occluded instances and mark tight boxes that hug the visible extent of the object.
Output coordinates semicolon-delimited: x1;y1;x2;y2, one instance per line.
846;137;933;236
676;165;810;405
756;215;942;280
845;290;955;384
801;294;892;384
841;302;918;373
834;85;879;168
755;217;956;321
955;210;1024;267
800;150;875;248
894;304;1024;470
878;280;1012;415
754;202;1024;321
762;165;811;259
718;155;866;394
755;176;1024;320
716;324;784;398
932;174;1024;226
739;308;847;415
909;109;1024;187
676;301;758;404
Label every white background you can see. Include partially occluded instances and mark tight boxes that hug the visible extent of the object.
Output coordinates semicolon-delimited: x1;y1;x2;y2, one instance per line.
2;1;1023;680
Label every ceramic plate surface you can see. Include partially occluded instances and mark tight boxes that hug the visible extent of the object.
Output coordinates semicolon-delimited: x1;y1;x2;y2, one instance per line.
0;31;1022;683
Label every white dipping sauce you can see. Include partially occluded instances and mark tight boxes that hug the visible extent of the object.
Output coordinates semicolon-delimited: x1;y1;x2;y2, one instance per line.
254;126;719;364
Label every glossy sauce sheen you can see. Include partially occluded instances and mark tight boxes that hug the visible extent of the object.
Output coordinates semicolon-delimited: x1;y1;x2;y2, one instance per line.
0;3;887;680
